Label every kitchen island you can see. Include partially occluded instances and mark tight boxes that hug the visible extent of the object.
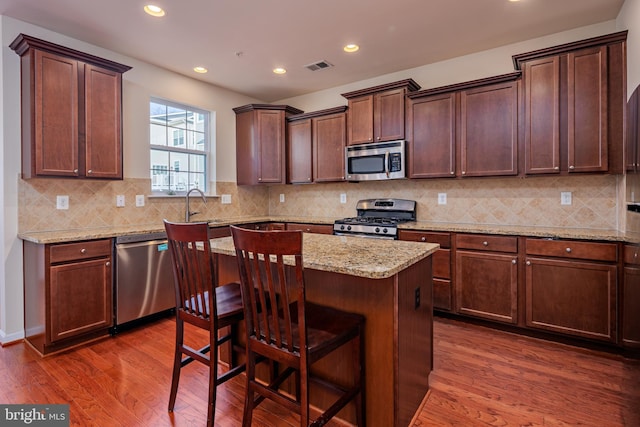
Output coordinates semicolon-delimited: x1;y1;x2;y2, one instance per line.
210;233;439;427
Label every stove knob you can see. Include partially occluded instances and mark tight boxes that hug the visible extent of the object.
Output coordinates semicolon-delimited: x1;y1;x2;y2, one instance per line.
375;227;380;233
383;228;388;234
347;225;352;231
340;225;345;231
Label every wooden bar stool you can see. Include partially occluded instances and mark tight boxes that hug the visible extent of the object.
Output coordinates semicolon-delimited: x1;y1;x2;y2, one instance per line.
230;225;366;426
164;220;246;427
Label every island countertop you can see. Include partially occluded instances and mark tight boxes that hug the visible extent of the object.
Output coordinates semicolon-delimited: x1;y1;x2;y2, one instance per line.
210;232;439;280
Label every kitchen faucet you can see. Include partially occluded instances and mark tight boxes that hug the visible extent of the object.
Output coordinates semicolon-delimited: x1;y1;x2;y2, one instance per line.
185;188;207;222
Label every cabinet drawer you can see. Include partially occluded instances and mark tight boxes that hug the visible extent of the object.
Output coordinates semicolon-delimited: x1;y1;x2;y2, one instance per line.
526;239;617;262
456;234;518;253
624;244;640;265
433;249;451;279
433;278;452;311
50;239;112;264
286;223;333;234
398;230;451;248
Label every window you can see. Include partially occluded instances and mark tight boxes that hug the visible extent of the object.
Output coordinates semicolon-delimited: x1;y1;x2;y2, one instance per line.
150;98;209;193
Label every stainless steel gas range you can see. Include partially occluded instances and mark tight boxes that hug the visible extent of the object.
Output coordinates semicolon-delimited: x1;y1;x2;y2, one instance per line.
333;198;416;239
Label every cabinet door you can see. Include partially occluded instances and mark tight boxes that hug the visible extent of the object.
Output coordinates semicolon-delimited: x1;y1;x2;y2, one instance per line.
567;46;608;173
460;81;518;177
256;109;285;183
374;88;405;142
455;250;518;324
84;64;123;179
347;95;374;145
523;55;561;174
285;223;333;234
34;49;79;177
288;119;313;183
49;258;112;343
314;113;346;182
525;257;616;342
623;267;640;347
407;93;456;178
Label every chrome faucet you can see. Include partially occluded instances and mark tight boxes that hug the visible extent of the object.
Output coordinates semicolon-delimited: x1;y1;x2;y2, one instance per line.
185;188;207;222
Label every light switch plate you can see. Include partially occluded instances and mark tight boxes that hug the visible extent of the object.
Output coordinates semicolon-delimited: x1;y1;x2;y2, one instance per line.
561;191;572;205
438;193;447;205
221;194;232;204
56;195;69;210
279;193;285;203
116;195;125;207
340;193;347;204
135;195;145;207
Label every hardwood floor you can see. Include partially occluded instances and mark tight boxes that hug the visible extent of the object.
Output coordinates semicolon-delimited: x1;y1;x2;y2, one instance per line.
1;315;638;426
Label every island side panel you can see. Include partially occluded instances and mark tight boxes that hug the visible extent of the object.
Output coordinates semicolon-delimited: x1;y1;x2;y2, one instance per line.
396;256;433;426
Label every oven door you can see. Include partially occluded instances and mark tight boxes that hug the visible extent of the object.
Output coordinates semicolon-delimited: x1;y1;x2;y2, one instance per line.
345;140;405;181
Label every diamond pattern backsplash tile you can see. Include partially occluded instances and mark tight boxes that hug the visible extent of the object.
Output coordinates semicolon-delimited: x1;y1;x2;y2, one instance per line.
19;174;620;232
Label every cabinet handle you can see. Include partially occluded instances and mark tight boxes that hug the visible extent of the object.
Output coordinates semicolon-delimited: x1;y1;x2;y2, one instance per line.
526;260;531;266
512;259;517;264
554;166;559;170
566;247;572;253
450;171;455;175
569;165;575;170
106;262;110;267
421;237;426;242
482;241;488;246
80;248;86;254
73;169;78;174
376;136;380;141
87;169;92;174
461;171;466;175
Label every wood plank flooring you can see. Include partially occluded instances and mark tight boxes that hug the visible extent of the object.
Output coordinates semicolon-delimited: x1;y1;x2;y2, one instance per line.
1;315;638;426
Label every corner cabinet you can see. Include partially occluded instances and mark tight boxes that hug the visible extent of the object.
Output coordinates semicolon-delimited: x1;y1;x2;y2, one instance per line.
287;106;347;183
341;79;420;145
10;34;131;180
513;31;627;175
23;239;113;355
234;104;303;185
622;245;640;348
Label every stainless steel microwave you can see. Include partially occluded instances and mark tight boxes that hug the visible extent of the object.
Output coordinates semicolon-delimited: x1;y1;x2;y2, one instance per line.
345;140;406;181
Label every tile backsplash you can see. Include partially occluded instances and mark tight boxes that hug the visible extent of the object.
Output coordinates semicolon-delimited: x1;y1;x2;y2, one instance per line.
19;174;621;233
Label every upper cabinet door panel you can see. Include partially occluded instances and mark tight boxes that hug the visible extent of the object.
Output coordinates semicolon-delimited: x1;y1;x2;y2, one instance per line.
347;95;374;145
287;119;313;184
84;64;123;179
313;112;346;182
407;92;456;178
460;81;518;177
35;50;79;177
374;88;406;142
523;56;560;174
257;109;285;183
568;46;608;173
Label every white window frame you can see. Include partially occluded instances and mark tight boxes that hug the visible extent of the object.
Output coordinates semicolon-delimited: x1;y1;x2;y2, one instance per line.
149;97;213;195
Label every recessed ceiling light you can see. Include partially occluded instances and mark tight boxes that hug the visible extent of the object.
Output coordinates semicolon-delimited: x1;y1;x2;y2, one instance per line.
193;66;208;73
273;67;287;75
144;4;165;17
344;44;360;53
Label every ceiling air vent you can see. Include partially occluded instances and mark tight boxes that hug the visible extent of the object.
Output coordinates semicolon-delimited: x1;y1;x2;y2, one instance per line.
305;60;334;71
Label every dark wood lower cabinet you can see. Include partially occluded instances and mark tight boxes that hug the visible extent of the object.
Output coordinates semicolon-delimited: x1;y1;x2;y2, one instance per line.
622;267;640;347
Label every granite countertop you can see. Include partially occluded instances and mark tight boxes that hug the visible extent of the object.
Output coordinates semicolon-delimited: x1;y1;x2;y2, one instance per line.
17;215;637;244
210;233;439;280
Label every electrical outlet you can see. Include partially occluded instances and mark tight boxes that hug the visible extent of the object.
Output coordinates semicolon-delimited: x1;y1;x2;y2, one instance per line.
116;195;125;207
279;193;285;203
56;195;69;210
135;195;145;207
340;193;347;204
221;194;232;204
438;193;447;205
414;287;421;309
561;191;572;206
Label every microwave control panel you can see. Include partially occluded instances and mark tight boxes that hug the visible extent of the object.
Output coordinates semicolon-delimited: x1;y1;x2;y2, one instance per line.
389;152;402;172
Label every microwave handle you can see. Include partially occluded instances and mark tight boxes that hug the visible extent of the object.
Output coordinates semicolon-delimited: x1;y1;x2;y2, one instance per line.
385;151;390;178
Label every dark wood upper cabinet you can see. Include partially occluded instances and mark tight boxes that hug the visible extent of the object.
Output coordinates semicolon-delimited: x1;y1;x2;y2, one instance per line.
514;30;627;175
407;73;519;178
626;86;640;172
234;104;303;185
286;106;347;184
342;79;420;145
10;34;131;180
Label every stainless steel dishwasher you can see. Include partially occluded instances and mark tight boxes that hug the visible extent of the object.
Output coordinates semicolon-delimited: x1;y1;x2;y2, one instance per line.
115;231;175;328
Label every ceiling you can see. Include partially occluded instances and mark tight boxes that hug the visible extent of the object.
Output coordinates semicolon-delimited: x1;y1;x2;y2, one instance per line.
0;0;625;102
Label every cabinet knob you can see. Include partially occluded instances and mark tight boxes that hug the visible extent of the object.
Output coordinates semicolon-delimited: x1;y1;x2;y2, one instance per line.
566;247;572;253
526;260;531;266
554;166;559;170
421;237;426;242
376;137;380;141
569;165;575;170
512;259;517;264
87;169;92;174
482;241;488;246
80;248;86;254
450;171;455;175
106;262;111;267
461;171;466;175
73;169;78;174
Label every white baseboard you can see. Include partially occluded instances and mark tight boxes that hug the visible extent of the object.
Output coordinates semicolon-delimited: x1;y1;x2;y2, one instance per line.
0;329;25;346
